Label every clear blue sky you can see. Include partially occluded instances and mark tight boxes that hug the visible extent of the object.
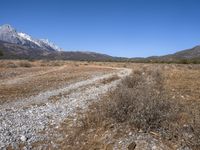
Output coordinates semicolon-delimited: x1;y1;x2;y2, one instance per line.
1;0;200;57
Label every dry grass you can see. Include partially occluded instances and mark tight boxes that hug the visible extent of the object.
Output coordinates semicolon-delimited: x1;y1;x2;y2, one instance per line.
0;60;114;104
0;60;75;68
100;75;119;84
0;60;33;68
18;61;32;67
1;60;200;149
57;64;200;149
105;70;177;131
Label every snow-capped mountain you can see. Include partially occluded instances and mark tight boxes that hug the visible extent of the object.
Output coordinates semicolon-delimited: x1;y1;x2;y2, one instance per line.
0;24;62;51
39;39;62;51
17;32;42;47
0;24;114;61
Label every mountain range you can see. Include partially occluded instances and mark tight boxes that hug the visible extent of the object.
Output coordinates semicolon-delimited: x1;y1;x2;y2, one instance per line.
0;24;200;62
0;24;113;61
0;24;62;51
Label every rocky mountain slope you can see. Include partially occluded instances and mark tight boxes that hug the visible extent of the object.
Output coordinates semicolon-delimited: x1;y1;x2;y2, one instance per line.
0;24;62;51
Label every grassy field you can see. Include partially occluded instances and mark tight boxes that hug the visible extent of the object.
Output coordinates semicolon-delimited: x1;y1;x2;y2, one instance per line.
55;63;200;149
0;60;200;149
0;60;114;104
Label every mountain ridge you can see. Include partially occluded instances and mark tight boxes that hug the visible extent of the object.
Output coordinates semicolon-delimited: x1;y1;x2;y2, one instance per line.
141;45;200;63
0;24;62;51
0;24;200;62
0;24;113;61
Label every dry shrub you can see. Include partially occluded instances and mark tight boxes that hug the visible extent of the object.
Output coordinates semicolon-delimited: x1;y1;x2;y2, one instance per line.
58;110;108;149
82;67;200;148
0;60;34;68
106;68;200;149
0;60;18;68
6;61;18;68
75;69;175;130
74;63;79;67
59;65;200;149
106;69;178;132
39;60;66;67
100;75;119;84
79;104;108;129
39;60;50;66
18;61;32;67
179;104;200;149
50;61;62;66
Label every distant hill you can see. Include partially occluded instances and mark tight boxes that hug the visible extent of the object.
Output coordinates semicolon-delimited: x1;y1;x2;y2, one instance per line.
161;46;200;60
0;40;114;61
130;46;200;63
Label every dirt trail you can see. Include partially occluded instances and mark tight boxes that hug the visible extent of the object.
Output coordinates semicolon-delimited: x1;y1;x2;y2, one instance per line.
0;67;132;149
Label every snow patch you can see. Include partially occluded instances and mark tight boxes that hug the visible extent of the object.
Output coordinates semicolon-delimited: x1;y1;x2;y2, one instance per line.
18;32;41;47
40;39;62;51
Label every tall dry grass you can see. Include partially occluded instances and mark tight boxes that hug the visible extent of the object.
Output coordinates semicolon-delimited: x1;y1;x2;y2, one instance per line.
60;66;200;149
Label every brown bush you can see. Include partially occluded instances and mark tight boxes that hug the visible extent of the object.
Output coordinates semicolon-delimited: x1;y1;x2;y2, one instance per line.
18;61;32;67
100;75;119;84
51;61;66;66
106;69;178;132
0;49;3;56
38;60;66;67
59;66;200;149
5;61;18;68
81;67;200;148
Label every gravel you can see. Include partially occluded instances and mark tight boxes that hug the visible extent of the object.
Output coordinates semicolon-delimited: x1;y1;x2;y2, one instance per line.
0;68;131;149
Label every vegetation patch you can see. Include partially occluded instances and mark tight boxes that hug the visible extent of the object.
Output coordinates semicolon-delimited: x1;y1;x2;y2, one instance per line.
57;65;200;149
0;49;3;56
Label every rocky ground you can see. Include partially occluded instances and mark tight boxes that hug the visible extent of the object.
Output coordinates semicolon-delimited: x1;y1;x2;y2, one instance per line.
0;62;131;149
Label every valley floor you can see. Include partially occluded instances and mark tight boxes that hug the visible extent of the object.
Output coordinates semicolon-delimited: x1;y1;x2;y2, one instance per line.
0;60;131;149
0;60;200;150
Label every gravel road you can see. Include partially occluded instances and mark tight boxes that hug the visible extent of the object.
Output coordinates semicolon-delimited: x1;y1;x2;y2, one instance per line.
0;68;132;149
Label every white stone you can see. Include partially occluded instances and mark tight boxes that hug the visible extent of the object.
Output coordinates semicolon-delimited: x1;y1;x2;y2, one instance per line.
20;135;27;142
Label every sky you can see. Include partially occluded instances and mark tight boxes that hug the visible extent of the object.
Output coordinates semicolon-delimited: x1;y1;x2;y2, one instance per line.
1;0;200;57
